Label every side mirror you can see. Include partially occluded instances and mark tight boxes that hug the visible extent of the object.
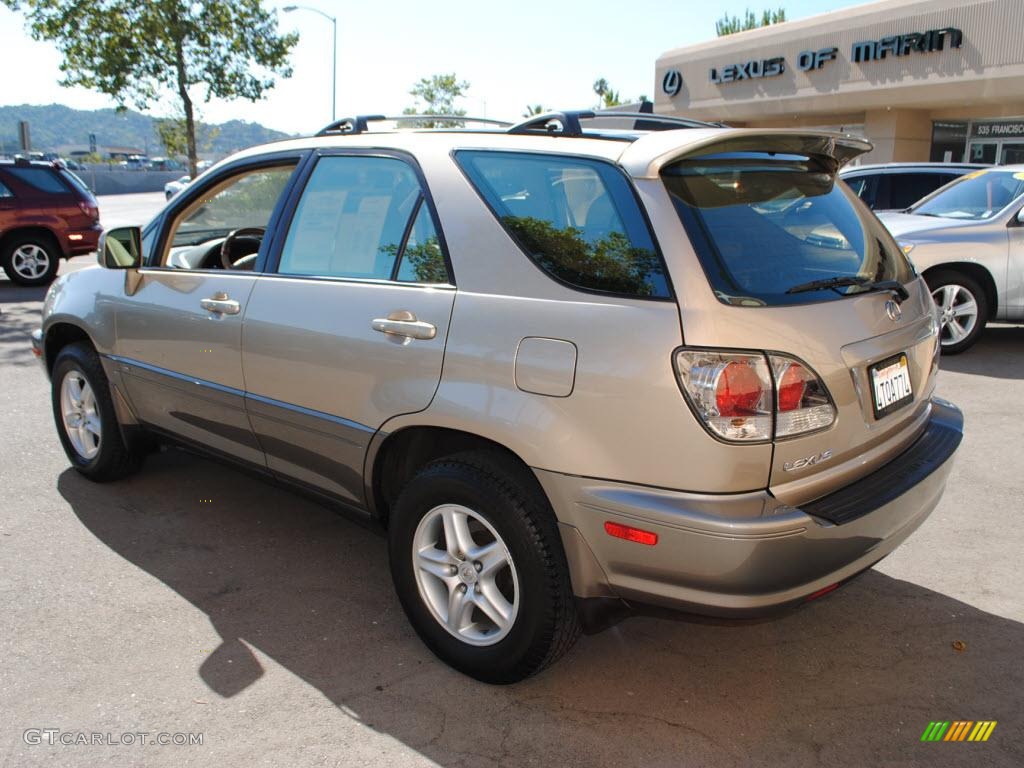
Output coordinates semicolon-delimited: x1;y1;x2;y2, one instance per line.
99;226;142;269
1017;208;1024;225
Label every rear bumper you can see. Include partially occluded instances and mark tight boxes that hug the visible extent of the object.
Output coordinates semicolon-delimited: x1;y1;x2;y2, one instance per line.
536;398;962;618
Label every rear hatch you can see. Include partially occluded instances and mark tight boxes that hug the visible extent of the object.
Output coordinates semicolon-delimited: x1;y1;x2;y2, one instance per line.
622;131;940;506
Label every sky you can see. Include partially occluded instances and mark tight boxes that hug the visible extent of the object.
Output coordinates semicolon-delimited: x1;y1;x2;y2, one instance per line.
0;0;862;136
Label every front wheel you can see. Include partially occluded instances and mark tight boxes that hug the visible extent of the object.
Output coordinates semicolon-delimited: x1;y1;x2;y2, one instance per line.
926;270;988;355
51;342;143;481
388;452;580;683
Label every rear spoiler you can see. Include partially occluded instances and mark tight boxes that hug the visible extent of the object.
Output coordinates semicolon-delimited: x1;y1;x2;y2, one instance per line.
619;129;873;179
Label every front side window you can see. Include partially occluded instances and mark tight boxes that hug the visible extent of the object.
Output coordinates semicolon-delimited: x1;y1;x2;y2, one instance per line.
889;173;945;210
456;151;670;298
278;155;448;283
162;164;296;269
912;169;1024;220
664;152;913;306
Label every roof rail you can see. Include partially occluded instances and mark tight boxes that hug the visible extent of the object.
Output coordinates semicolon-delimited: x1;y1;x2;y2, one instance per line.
507;110;724;137
316;114;512;136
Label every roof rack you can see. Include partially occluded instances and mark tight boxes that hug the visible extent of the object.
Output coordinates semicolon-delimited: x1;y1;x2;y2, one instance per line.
316;114;512;136
507;110;724;137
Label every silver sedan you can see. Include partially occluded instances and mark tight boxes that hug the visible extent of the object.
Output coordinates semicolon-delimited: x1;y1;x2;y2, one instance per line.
879;167;1024;353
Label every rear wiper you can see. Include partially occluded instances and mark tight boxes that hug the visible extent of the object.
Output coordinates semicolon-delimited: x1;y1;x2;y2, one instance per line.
786;275;909;302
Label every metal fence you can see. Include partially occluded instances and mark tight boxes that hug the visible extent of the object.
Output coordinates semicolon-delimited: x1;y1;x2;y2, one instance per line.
75;168;185;195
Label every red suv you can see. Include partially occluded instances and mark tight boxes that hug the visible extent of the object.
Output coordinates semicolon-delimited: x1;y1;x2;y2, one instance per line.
0;159;101;286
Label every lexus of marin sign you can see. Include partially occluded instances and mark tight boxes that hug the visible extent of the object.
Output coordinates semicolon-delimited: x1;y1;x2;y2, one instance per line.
683;26;964;89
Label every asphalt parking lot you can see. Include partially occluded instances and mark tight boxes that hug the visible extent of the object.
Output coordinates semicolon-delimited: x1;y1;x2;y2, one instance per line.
1;194;1022;767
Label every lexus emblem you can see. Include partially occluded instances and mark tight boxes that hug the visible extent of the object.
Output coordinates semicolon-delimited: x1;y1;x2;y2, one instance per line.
885;299;902;322
662;69;683;97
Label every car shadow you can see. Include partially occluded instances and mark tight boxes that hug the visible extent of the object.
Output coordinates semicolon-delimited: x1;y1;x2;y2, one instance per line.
57;450;1023;767
0;280;46;369
940;323;1024;381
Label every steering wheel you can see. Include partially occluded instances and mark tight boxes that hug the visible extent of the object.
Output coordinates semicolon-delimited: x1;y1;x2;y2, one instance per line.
220;227;266;269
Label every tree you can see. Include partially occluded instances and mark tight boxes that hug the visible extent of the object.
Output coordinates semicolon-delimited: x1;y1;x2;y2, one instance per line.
402;73;470;128
523;104;547;117
155;109;219;162
592;78;623;109
3;0;298;176
716;7;786;36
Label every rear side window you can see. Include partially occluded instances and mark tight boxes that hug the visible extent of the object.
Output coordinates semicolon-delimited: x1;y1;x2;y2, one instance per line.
4;167;69;194
456;151;670;298
279;155;449;284
663;153;913;306
0;178;12;198
59;169;93;197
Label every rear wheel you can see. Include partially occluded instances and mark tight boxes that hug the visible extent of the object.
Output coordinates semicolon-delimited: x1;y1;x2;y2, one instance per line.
926;270;988;355
2;233;61;286
388;452;580;683
51;342;143;481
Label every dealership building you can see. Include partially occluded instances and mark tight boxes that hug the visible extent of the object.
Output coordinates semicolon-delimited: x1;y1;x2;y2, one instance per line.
655;0;1024;165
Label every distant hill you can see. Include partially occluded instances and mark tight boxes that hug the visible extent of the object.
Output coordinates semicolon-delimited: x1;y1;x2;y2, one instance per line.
0;104;293;159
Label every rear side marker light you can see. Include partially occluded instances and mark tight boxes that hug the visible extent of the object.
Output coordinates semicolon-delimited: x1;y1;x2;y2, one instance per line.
804;583;840;602
604;521;658;546
675;349;836;442
68;234;83;241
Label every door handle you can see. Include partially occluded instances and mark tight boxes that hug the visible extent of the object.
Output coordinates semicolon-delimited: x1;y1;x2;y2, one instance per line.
200;292;241;315
372;310;437;340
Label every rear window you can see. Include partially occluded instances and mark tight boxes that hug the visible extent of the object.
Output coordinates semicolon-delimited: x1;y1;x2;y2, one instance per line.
663;153;912;306
4;166;70;194
58;168;93;198
456;151;670;298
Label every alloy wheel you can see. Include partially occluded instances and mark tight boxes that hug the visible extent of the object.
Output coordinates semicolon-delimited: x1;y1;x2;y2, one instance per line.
412;503;520;646
60;369;102;460
932;283;978;348
11;243;51;280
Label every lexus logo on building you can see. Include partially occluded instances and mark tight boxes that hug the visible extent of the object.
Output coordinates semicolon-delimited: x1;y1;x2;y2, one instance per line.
662;69;683;97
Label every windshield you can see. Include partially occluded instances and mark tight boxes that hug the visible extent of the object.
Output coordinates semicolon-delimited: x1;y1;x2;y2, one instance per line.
662;153;913;306
911;169;1024;220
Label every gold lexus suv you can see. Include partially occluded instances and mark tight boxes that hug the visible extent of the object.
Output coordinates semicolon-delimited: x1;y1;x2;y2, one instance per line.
33;112;963;683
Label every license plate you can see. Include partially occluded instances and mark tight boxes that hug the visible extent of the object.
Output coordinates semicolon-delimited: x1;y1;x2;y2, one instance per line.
870;353;913;419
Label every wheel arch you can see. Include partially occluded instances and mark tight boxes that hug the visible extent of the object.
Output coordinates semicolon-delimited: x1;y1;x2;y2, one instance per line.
0;226;66;259
923;262;998;320
43;321;95;375
365;425;544;527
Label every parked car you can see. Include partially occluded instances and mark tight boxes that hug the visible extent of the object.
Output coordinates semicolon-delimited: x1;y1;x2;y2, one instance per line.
878;166;1024;353
840;162;987;211
163;175;191;200
148;157;184;172
32;114;962;683
0;159;101;285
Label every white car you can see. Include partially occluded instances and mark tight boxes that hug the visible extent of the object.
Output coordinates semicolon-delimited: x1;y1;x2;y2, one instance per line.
163;175;191;200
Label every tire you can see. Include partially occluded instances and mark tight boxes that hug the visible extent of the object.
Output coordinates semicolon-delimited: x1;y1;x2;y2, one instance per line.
2;233;61;286
51;341;143;481
925;269;988;355
388;451;580;683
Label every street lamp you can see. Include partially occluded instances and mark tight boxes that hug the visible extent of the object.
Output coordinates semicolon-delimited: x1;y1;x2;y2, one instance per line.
283;4;337;122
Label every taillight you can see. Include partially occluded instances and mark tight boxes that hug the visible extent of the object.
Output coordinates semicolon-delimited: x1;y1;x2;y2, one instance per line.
78;200;99;220
674;351;772;441
675;349;835;442
769;355;835;437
